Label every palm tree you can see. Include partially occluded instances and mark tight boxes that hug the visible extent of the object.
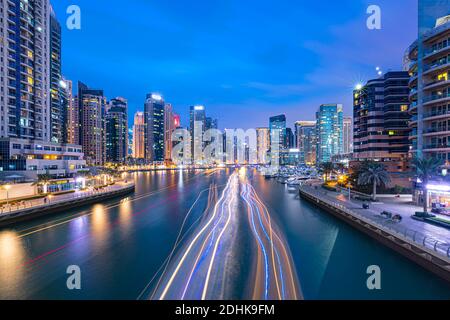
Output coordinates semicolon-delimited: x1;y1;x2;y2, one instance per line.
412;156;442;214
34;173;53;194
320;162;335;182
357;162;391;201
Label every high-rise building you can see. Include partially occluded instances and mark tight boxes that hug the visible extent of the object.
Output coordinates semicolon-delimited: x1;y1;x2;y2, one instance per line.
0;1;87;179
144;93;165;162
206;117;218;131
132;112;145;159
63;79;79;145
128;128;133;157
164;104;181;163
256;128;270;164
343;117;354;154
49;7;66;143
295;121;317;165
77;82;107;165
285;128;295;149
353;72;410;180
0;0;51;141
189;105;206;164
105;97;128;163
269;115;287;148
269;115;287;165
408;8;450;164
316;104;343;163
173;113;181;129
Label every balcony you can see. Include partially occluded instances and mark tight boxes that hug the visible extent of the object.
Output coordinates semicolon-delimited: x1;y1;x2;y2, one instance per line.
423;127;450;136
409;130;418;139
424;45;450;61
423;61;450;76
409;88;418;100
424;79;450;91
423;92;450;106
423;144;450;150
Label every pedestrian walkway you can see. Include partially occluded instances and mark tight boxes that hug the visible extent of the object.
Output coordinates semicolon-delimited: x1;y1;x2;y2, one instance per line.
0;182;134;216
300;185;450;258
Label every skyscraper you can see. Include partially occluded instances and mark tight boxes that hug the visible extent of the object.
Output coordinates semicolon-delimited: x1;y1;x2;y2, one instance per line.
269;115;287;148
0;0;51;141
408;5;450;164
256;128;270;164
164;104;181;163
144;94;165;162
105;97;128;163
190;105;206;164
269;115;287;165
64;79;79;145
78;82;107;165
49;7;65;143
353;72;410;173
285;127;294;149
343;117;353;154
206;117;218;131
295;121;317;165
132;112;145;159
316;104;343;163
0;1;87;179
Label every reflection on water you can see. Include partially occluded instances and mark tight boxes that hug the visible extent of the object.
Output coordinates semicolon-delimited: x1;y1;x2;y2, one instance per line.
91;204;109;247
0;169;449;300
118;198;133;235
0;231;25;296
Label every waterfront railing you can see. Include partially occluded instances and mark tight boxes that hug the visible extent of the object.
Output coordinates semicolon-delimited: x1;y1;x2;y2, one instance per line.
0;183;135;216
300;186;450;259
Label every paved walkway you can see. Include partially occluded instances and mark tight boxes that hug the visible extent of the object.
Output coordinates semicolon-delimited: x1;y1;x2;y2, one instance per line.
0;182;133;216
300;185;450;257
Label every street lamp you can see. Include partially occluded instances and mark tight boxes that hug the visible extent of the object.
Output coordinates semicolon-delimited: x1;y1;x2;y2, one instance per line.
3;184;11;205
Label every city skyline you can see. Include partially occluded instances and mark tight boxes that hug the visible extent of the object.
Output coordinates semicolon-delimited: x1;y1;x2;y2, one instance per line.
51;0;417;129
2;0;450;306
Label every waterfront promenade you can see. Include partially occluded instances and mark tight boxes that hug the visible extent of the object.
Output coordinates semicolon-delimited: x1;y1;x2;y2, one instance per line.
0;181;135;226
299;185;450;259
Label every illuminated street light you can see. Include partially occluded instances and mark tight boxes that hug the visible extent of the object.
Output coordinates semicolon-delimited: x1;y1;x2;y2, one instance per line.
76;177;86;189
3;184;11;205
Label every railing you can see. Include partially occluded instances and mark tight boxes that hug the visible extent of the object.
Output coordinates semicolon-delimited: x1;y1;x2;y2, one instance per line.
423;110;450;119
0;183;134;216
424;79;449;89
424;127;449;134
424;60;450;72
299;186;450;259
423;144;450;150
424;92;450;103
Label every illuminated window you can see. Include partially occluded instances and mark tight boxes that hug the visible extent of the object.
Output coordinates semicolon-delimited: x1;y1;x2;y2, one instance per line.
400;105;408;112
438;72;448;81
388;131;395;136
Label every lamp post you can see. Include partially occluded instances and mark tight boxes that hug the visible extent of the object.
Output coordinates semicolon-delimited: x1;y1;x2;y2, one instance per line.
4;184;11;205
347;183;352;201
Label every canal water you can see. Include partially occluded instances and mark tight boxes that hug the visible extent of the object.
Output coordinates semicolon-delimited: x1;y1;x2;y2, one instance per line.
0;169;449;299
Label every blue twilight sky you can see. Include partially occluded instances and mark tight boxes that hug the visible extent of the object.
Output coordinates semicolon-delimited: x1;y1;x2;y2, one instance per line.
52;0;418;129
